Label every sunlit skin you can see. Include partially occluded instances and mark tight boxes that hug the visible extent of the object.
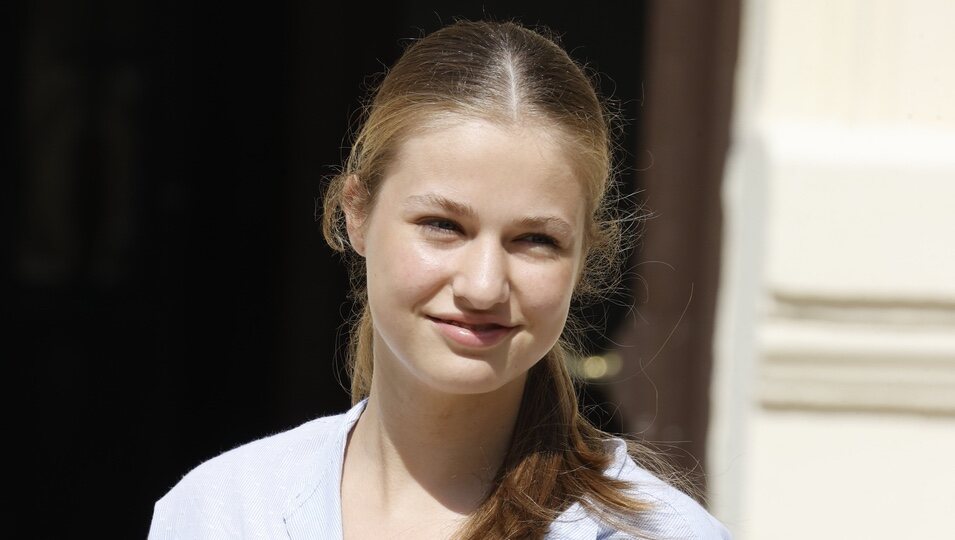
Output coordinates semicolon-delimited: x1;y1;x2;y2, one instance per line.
341;119;588;539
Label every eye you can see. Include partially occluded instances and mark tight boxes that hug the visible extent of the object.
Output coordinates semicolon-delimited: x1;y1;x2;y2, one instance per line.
419;218;461;235
520;233;561;249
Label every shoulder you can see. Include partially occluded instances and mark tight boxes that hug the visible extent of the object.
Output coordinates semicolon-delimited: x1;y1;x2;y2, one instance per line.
596;438;732;540
148;407;353;539
161;411;343;494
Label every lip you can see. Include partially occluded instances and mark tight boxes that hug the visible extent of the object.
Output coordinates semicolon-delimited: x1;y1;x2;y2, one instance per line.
427;315;517;349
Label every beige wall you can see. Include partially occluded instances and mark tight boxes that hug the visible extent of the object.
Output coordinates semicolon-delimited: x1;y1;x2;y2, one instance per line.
709;0;955;537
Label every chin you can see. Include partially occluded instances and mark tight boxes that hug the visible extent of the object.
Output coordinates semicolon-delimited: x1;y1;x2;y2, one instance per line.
414;361;526;396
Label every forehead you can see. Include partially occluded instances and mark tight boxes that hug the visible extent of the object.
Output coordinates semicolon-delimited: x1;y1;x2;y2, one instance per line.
384;119;583;199
368;120;588;251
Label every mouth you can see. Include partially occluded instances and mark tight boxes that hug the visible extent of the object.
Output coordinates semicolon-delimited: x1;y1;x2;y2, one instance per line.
429;317;511;331
427;316;517;348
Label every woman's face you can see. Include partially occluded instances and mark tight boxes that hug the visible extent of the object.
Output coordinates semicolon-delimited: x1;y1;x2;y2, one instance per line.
348;119;587;397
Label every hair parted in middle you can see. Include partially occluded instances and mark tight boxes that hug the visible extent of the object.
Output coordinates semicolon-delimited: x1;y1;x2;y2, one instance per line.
322;18;657;539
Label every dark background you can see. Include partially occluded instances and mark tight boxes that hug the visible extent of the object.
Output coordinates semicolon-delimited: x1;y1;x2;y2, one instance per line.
8;2;647;537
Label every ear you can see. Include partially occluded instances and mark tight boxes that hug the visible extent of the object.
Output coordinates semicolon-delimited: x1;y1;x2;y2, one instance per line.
342;174;368;256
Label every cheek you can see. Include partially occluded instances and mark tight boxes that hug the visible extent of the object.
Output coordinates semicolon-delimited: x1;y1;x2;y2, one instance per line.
517;262;577;317
367;238;448;304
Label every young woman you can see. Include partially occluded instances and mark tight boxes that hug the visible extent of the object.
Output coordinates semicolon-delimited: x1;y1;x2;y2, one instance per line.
149;20;731;539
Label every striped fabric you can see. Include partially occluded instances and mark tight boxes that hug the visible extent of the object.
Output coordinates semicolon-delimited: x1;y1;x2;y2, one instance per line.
148;400;731;539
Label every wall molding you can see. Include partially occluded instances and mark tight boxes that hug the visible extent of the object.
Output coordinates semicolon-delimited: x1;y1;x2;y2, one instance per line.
758;304;955;414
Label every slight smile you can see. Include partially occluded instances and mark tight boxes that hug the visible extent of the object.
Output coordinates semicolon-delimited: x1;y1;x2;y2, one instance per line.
427;316;517;348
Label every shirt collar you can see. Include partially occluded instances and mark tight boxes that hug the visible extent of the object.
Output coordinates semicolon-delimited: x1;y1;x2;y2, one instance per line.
282;399;601;539
283;399;367;540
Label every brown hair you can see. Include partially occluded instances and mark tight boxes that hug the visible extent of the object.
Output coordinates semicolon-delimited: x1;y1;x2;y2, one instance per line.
323;19;655;539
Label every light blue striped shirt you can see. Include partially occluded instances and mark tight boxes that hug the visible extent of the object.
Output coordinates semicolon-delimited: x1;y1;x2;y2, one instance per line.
149;400;731;539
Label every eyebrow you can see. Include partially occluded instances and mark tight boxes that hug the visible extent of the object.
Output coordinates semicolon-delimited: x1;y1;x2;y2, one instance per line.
404;193;576;239
403;194;475;217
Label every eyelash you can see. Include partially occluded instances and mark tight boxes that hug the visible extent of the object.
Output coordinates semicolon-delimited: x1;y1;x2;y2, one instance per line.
421;219;460;234
521;233;560;247
419;219;561;249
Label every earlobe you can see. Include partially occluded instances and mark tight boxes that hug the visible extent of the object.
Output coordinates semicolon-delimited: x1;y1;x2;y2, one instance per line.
342;174;367;256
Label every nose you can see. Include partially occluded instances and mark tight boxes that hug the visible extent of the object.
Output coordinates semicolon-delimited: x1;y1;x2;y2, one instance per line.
451;237;510;310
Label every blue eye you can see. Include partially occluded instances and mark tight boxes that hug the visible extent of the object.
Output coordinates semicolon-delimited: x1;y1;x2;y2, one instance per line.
421;219;460;234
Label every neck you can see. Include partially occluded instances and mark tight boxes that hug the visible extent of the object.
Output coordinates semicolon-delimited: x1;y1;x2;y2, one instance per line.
347;362;527;515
